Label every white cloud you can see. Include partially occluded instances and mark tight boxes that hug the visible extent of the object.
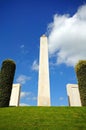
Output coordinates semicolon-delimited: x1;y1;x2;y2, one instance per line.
16;74;31;84
20;44;29;55
27;96;37;101
48;4;86;66
20;92;31;98
59;97;64;100
32;96;37;100
26;92;37;101
60;71;63;75
19;103;30;106
31;60;39;71
20;44;25;48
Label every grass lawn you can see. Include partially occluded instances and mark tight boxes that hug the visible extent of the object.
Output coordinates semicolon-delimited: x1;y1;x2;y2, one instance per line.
0;107;86;130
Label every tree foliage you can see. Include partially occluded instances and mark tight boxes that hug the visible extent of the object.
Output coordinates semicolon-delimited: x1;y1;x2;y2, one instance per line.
75;60;86;106
0;59;16;107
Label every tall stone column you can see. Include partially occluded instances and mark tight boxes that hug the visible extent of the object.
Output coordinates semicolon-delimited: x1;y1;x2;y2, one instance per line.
38;35;51;106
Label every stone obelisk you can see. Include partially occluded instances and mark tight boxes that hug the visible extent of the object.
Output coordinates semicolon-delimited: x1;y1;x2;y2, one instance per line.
38;35;50;106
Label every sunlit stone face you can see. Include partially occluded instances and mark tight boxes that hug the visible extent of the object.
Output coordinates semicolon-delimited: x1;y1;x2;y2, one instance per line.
9;84;21;106
38;35;51;106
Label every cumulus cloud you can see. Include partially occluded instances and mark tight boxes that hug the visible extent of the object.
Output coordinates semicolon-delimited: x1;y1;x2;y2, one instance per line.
20;92;37;106
19;103;30;106
32;96;37;100
20;92;31;98
20;44;29;55
48;4;86;66
59;97;64;100
20;44;25;48
16;74;31;84
27;95;37;101
27;97;37;101
31;60;39;71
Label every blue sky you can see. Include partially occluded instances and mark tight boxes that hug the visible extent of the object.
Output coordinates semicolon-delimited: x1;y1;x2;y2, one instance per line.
0;0;86;106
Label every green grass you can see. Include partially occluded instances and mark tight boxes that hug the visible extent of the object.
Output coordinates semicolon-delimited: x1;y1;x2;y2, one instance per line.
0;107;86;130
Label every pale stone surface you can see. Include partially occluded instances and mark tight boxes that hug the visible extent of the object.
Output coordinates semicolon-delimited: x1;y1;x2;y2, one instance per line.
66;84;81;106
38;35;51;106
9;84;21;106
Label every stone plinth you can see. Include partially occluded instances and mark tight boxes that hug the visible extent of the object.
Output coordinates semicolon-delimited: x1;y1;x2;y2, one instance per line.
66;84;81;106
9;84;21;106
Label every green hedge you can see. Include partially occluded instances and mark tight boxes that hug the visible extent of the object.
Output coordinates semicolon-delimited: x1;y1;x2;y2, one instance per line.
0;59;16;107
75;60;86;106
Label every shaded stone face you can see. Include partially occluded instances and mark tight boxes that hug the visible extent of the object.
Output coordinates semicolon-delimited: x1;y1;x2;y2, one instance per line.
38;35;51;106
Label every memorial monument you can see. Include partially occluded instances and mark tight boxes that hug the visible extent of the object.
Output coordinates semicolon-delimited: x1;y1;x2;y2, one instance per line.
38;35;51;106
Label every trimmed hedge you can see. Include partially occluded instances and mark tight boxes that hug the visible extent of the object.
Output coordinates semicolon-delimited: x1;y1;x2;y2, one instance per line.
0;59;16;107
75;60;86;106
